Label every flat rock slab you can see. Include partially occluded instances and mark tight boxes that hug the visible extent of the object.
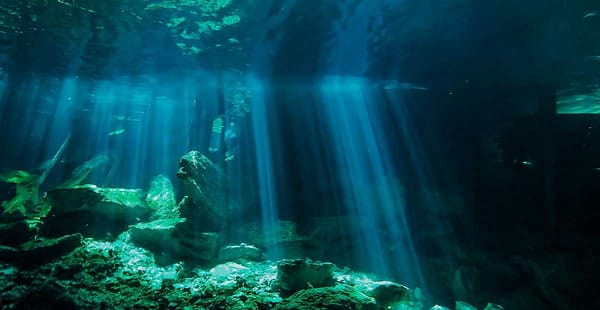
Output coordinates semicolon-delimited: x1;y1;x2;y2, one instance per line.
0;233;82;268
45;184;149;218
130;218;220;264
40;185;151;237
218;243;263;262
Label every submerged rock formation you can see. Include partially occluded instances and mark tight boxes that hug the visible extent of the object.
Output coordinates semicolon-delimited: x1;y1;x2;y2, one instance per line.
0;234;82;268
276;259;336;295
40;184;152;237
176;151;227;231
145;174;179;220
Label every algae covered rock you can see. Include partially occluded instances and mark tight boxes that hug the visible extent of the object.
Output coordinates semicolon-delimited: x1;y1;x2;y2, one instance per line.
145;174;179;219
40;184;151;237
45;184;149;217
275;284;376;310
277;259;336;294
0;170;39;217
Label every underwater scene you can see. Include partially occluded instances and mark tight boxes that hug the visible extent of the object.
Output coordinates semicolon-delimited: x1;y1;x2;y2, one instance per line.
0;0;598;309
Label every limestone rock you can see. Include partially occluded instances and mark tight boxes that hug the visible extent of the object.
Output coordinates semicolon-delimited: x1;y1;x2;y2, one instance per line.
40;185;151;237
366;281;410;308
176;151;226;230
218;243;263;262
45;184;148;216
129;218;220;264
277;259;336;295
146;174;179;219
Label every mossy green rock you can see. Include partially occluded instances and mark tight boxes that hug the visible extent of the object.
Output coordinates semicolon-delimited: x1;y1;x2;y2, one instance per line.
40;185;151;237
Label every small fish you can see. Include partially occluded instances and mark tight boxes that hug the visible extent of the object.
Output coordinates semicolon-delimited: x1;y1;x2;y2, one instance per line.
109;129;126;136
584;11;598;18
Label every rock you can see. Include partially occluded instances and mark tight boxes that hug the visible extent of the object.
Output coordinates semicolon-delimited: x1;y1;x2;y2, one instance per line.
176;151;226;230
366;281;410;308
0;221;34;247
218;243;263;262
0;233;82;268
277;259;336;295
456;301;478;310
0;170;39;218
431;305;451;310
129;218;220;264
45;184;148;217
146;174;179;220
40;184;151;237
483;303;503;310
274;285;376;310
236;220;306;258
129;218;186;252
452;266;479;301
172;230;220;263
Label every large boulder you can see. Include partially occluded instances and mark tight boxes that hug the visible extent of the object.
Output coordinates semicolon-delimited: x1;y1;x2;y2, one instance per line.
276;259;336;295
40;184;152;237
366;281;411;308
176;151;227;230
129;218;220;264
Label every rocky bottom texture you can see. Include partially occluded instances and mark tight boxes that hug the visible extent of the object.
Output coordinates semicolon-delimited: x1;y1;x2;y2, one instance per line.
0;232;495;310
